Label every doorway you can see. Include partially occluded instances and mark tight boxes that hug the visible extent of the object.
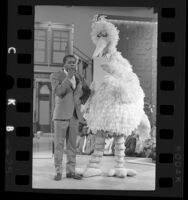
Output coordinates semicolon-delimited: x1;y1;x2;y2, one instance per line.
33;80;53;158
38;83;51;132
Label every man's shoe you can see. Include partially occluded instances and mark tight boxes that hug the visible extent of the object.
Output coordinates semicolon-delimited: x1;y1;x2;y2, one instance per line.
54;173;62;181
66;172;83;180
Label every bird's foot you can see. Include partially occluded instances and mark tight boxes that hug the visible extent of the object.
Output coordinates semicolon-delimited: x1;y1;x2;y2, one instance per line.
107;168;137;178
82;166;103;178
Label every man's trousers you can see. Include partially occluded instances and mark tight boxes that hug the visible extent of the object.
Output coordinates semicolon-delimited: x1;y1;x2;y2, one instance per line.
53;117;78;174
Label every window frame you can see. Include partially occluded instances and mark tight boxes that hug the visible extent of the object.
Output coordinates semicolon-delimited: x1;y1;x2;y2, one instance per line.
34;27;48;65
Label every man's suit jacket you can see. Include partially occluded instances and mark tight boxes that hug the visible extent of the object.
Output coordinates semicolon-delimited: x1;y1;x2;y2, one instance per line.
50;70;91;121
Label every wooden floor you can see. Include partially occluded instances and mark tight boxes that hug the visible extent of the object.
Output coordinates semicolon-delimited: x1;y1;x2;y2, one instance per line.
32;155;155;190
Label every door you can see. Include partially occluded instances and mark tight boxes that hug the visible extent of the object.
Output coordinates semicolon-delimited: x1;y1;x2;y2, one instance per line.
33;81;53;158
39;97;50;132
38;83;51;132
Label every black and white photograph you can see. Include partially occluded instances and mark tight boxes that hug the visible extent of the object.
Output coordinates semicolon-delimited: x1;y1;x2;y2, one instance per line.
32;6;158;190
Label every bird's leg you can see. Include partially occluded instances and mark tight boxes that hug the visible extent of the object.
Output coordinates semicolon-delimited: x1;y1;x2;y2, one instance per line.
82;130;106;177
107;135;137;178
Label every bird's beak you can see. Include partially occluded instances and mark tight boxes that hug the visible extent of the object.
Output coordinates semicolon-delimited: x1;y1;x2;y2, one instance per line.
92;38;107;59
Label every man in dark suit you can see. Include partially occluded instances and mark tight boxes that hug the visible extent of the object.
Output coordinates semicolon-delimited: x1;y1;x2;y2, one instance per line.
125;132;138;157
50;54;91;180
77;125;95;155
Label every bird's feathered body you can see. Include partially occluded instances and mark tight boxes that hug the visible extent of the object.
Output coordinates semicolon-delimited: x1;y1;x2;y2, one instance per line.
81;15;151;178
84;50;149;139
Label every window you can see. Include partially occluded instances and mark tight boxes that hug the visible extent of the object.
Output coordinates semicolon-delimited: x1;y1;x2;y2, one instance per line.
34;29;47;64
40;85;50;95
51;30;69;65
34;22;74;66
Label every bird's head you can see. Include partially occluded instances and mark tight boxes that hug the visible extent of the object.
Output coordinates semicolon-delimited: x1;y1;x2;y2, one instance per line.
91;15;119;58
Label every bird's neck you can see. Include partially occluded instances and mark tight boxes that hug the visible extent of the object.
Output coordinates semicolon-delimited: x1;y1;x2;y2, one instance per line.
102;46;117;58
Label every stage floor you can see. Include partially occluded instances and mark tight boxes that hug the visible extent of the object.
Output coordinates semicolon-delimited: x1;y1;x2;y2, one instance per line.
32;155;155;190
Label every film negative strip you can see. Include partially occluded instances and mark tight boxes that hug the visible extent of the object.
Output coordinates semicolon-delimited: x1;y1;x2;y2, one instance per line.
4;0;185;197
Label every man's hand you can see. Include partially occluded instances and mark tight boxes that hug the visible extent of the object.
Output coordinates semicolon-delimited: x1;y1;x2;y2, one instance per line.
74;71;80;79
67;69;75;79
62;78;72;88
64;64;77;79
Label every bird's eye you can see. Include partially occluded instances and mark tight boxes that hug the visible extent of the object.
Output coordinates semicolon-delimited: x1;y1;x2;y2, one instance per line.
102;33;108;37
97;32;108;38
97;33;102;37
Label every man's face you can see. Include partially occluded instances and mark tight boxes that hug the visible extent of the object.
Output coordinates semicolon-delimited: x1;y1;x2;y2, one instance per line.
64;57;77;73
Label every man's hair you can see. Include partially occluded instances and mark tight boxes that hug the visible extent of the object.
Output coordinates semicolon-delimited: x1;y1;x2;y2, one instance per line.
62;54;77;66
